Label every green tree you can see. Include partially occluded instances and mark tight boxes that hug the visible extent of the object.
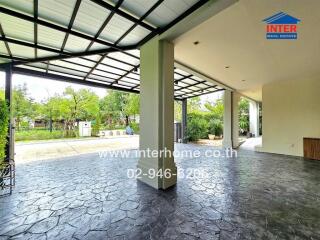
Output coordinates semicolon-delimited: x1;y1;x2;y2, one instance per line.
0;99;9;161
40;95;71;131
239;97;249;134
187;97;201;113
174;101;182;122
0;89;4;100
204;98;224;120
63;87;99;136
186;114;208;141
124;93;139;122
100;90;129;127
12;84;35;130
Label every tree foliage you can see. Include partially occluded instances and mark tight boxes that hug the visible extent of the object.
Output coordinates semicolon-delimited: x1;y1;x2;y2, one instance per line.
12;84;35;130
174;101;182;122
124;94;139;121
100;90;139;127
0;99;9;161
238;98;249;134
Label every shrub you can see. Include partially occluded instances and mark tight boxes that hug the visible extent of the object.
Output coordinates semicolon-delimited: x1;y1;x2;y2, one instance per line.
130;122;139;134
15;129;69;141
208;119;223;136
187;114;208;141
92;115;101;137
0;99;9;162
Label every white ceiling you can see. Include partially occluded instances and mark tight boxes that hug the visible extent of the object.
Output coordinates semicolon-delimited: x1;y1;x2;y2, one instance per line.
173;0;320;101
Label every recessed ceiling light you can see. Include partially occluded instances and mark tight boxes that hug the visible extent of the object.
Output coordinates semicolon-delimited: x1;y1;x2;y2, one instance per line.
193;41;200;45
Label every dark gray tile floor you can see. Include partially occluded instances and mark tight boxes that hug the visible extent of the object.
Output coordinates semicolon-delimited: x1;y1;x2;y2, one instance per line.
0;144;320;240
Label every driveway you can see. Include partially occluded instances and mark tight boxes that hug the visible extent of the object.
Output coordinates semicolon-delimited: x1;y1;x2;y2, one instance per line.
15;136;139;164
1;144;319;239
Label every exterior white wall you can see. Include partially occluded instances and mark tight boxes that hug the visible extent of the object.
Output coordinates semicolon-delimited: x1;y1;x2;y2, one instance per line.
261;77;320;156
249;101;259;137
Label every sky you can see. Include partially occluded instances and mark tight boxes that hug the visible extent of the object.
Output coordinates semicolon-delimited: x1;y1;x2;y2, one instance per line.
0;72;222;104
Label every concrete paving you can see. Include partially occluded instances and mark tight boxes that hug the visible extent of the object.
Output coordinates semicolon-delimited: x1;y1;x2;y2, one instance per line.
1;144;319;239
239;137;262;151
15;136;139;164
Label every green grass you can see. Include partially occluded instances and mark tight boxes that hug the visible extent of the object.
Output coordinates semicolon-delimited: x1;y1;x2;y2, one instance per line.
15;130;72;142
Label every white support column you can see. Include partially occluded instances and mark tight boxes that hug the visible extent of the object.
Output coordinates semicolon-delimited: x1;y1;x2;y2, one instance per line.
232;92;240;148
222;90;240;148
137;37;177;190
222;90;232;148
249;101;259;137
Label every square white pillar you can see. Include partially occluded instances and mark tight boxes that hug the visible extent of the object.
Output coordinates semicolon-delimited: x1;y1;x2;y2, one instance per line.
137;37;177;190
232;92;240;148
249;101;259;137
222;90;240;148
222;90;232;148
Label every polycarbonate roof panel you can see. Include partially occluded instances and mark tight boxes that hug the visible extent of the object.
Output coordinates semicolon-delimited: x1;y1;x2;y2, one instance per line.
99;13;134;44
0;0;33;15
0;14;34;43
64;35;92;52
118;26;151;46
14;49;222;99
73;0;111;37
38;0;77;27
8;43;34;59
0;0;213;98
38;26;66;50
111;0;159;20
0;58;8;64
37;50;59;58
145;0;198;27
0;41;7;55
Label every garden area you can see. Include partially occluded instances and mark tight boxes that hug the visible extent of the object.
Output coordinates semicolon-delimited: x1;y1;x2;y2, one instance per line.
0;84;139;142
0;83;251;144
175;96;251;143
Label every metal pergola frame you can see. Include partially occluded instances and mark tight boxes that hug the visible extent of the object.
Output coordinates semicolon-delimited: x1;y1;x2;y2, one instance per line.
0;0;225;100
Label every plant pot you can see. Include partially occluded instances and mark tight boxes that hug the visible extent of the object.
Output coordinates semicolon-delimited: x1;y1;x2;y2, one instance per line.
208;134;215;140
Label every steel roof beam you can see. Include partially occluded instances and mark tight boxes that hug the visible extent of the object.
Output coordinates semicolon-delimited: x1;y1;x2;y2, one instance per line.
33;0;38;58
89;0;155;32
7;67;140;94
84;0;124;80
0;25;12;58
60;0;82;52
0;6;124;51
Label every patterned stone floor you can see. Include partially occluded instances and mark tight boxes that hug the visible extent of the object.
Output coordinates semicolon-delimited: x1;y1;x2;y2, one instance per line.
0;144;319;240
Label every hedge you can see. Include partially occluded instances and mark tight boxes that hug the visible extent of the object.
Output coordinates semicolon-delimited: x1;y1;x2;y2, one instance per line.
0;99;9;162
186;111;224;142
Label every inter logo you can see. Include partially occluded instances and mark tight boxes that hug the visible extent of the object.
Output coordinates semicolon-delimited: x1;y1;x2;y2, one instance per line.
263;12;300;40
